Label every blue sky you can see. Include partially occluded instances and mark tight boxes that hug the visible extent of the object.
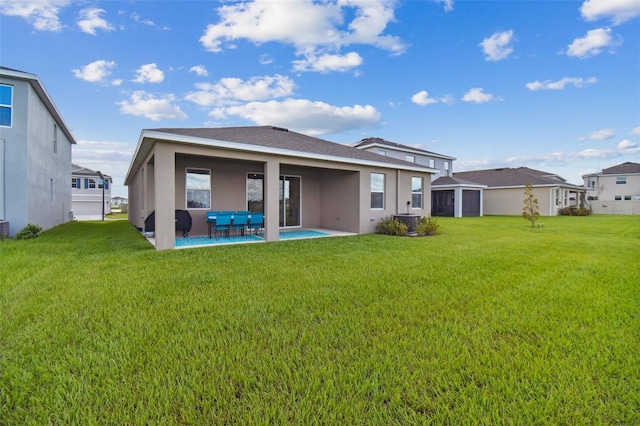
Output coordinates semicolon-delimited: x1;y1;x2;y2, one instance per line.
2;0;639;197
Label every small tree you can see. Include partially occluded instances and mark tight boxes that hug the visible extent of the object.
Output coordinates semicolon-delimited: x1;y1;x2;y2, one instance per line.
522;182;540;227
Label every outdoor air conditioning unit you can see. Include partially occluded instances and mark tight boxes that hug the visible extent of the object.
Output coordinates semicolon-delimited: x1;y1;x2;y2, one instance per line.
0;221;9;238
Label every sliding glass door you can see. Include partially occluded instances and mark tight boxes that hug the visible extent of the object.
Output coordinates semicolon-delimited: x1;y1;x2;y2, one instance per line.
279;175;300;227
246;173;301;228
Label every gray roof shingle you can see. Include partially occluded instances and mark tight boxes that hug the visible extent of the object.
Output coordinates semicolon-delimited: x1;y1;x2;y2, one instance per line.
453;167;581;188
601;162;640;175
151;126;426;168
352;137;455;160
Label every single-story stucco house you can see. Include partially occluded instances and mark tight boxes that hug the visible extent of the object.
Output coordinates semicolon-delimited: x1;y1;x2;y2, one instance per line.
452;167;586;216
124;126;438;250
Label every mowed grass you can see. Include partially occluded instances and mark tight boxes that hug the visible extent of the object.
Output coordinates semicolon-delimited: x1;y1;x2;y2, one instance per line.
1;216;638;424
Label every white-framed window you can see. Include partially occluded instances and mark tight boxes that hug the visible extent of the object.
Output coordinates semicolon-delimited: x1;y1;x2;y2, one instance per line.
371;173;385;209
429;159;435;168
377;149;386;156
88;179;96;189
0;84;12;127
72;177;79;188
444;162;450;176
616;176;627;184
406;155;415;163
614;195;622;201
587;177;596;188
411;177;423;209
186;168;211;209
624;195;631;201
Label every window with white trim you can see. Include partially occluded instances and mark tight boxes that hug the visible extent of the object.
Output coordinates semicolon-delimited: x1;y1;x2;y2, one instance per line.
406;155;415;163
444;162;450;176
371;173;385;209
186;168;211;209
377;149;386;156
411;177;423;209
0;84;12;127
72;177;79;188
616;176;627;184
429;159;435;168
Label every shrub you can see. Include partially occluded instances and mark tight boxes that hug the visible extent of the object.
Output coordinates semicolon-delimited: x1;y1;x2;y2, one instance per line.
416;216;439;236
558;207;592;216
376;216;408;236
15;223;43;240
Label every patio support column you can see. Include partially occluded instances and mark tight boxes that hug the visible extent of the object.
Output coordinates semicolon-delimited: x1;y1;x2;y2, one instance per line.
153;142;176;250
263;159;280;242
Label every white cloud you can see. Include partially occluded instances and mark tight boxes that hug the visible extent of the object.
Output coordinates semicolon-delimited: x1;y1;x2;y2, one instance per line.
199;0;406;73
631;126;640;135
72;60;117;83
526;77;598;91
133;63;165;84
0;0;70;31
435;0;454;12
480;30;515;61
411;90;453;106
77;7;114;35
566;27;622;58
185;74;295;106
189;65;209;77
73;139;135;197
212;98;380;136
579;128;615;141
118;91;187;121
462;88;501;104
618;139;639;150
292;52;363;73
581;0;640;25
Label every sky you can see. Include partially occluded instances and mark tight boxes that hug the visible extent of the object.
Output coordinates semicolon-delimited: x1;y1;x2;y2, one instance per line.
1;0;639;197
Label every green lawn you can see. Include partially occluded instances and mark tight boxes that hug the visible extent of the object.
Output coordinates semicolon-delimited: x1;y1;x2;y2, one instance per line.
1;216;638;424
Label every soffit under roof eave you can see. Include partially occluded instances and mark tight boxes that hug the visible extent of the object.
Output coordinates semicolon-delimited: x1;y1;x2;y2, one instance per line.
486;184;586;190
124;130;438;184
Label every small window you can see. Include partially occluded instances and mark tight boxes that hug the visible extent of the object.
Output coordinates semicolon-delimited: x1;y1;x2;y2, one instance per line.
0;84;12;127
72;177;79;189
624;195;631;201
405;155;415;163
371;173;385;209
444;162;450;176
53;124;58;153
377;149;386;156
89;179;96;189
411;177;423;209
186;168;211;209
634;195;640;201
616;177;627;184
429;159;435;168
614;196;622;201
587;196;598;201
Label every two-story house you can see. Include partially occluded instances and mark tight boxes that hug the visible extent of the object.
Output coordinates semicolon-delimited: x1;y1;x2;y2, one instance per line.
71;164;112;218
583;162;640;215
351;137;484;217
0;66;76;237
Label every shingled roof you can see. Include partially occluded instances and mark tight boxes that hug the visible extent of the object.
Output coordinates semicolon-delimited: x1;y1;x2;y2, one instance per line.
453;167;583;188
601;162;640;175
352;137;455;160
149;126;430;168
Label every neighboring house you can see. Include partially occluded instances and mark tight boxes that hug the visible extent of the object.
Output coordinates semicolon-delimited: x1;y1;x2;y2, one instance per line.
350;137;483;217
583;162;640;215
111;196;128;206
351;137;455;180
71;164;112;217
452;167;585;216
0;66;76;237
124;126;437;250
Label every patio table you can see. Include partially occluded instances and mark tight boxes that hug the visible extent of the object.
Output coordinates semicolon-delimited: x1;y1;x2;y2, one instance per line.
207;213;252;238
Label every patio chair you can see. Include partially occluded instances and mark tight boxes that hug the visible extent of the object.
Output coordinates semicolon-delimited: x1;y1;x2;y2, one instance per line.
213;213;232;240
231;212;250;237
247;212;264;235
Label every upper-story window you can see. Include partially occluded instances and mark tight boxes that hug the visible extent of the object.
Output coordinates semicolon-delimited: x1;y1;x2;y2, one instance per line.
616;176;627;185
444;162;450;176
53;124;58;153
0;84;12;127
429;159;435;168
405;155;415;163
72;177;80;189
377;149;386;156
586;177;596;188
